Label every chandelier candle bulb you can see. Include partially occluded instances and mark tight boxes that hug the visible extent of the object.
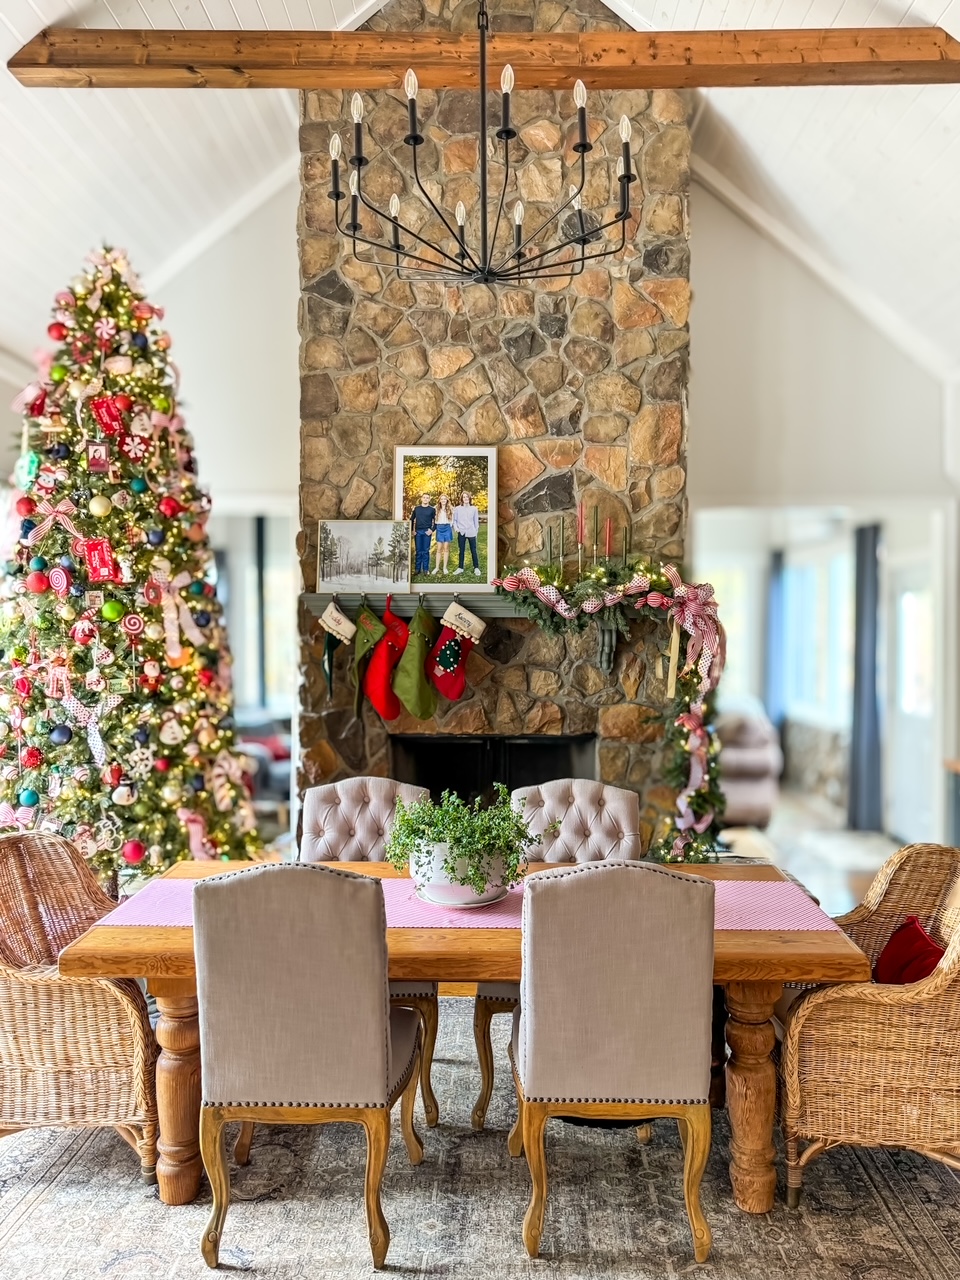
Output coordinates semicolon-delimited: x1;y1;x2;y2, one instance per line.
455;201;467;262
328;133;342;201
404;68;422;145
499;64;515;139
571;184;586;240
574;79;590;152
351;92;365;167
389;194;401;258
348;171;360;234
619;115;634;186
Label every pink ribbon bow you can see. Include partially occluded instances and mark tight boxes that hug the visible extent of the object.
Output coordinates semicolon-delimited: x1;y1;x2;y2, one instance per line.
0;803;35;830
663;566;723;694
26;497;82;547
151;557;206;660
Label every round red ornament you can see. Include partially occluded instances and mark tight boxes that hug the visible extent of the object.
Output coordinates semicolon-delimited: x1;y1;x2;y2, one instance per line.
21;747;42;769
157;497;184;519
47;322;67;342
15;497;36;517
114;394;133;413
122;840;146;865
25;571;49;594
154;757;170;773
197;669;214;687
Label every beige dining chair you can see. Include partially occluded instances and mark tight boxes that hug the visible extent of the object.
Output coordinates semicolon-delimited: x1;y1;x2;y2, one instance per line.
299;776;440;1126
508;861;715;1263
472;779;641;1130
194;863;423;1270
0;831;158;1178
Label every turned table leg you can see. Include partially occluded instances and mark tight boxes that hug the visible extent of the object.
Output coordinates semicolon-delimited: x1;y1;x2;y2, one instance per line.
724;980;782;1214
151;981;203;1206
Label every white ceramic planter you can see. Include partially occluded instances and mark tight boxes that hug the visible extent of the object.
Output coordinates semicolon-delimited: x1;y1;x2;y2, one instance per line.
410;842;506;907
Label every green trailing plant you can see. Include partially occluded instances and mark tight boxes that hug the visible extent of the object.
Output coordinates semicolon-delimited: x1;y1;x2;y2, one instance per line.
385;783;541;896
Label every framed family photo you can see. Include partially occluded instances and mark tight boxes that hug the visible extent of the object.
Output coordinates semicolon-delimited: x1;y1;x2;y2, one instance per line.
315;519;411;593
393;446;497;592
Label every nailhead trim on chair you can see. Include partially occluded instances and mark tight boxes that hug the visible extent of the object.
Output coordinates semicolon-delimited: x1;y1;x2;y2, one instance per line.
200;1021;421;1112
520;1094;710;1105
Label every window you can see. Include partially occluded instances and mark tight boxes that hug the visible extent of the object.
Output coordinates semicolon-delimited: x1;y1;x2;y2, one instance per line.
782;544;853;729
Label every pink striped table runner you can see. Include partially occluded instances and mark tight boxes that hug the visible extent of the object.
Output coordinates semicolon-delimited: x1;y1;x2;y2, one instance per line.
99;875;839;932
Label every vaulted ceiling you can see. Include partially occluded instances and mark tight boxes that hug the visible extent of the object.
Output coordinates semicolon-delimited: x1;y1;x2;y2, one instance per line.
1;0;960;386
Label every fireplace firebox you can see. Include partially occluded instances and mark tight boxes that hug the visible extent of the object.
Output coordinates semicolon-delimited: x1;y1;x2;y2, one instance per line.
391;735;596;805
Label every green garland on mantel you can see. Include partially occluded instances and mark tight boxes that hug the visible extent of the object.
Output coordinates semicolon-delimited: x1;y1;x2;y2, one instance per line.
494;560;726;863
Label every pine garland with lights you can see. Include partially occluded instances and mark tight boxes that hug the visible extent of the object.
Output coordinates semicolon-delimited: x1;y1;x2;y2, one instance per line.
0;247;260;877
495;559;726;863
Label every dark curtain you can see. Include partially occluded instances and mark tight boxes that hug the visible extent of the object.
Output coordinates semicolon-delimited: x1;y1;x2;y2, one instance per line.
848;524;883;831
764;549;786;731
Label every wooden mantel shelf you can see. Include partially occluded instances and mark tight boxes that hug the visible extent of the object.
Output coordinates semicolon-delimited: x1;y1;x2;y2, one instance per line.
9;27;960;91
303;592;526;620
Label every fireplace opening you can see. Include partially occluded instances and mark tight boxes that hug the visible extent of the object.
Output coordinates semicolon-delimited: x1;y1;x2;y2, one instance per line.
390;735;596;805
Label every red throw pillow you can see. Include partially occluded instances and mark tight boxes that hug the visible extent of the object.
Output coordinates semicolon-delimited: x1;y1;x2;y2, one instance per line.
873;915;945;985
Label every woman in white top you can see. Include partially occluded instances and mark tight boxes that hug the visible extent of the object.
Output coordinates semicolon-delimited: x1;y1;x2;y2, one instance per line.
432;494;453;576
452;490;481;577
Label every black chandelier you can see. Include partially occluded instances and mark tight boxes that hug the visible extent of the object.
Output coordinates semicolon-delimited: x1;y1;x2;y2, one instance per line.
327;0;636;284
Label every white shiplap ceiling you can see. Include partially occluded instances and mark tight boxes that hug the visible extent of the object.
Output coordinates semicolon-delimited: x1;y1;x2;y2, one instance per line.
1;0;960;384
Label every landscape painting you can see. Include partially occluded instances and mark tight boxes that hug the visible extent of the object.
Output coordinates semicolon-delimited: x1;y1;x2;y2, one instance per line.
315;520;410;593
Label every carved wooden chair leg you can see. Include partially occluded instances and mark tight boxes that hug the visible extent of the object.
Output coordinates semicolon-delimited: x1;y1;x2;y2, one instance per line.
234;1122;254;1167
521;1101;549;1258
471;996;497;1130
507;1071;525;1158
635;1124;653;1145
362;1109;392;1269
139;1121;158;1183
199;1106;230;1269
418;996;440;1128
678;1106;712;1263
400;1048;424;1167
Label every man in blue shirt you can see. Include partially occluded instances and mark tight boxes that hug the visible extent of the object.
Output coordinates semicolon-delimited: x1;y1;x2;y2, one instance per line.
410;493;436;576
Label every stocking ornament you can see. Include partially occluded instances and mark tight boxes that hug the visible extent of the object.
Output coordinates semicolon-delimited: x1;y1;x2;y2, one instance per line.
428;627;474;702
363;597;409;721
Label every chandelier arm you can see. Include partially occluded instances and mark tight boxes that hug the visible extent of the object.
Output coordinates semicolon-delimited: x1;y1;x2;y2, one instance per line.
515;242;586;281
510;208;626;273
487;137;512;275
352;186;471;272
519;231;628;277
491;152;587;272
335;199;464;272
411;144;483;272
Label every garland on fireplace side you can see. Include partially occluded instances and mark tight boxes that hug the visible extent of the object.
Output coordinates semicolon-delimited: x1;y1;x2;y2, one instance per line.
494;561;726;864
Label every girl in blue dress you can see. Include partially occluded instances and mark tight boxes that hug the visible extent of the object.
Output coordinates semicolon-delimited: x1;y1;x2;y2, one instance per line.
432;494;453;576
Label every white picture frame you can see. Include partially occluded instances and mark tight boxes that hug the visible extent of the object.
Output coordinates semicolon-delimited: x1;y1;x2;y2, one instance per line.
393;446;498;593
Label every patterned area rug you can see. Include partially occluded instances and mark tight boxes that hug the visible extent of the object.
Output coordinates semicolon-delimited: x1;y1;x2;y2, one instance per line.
1;999;959;1279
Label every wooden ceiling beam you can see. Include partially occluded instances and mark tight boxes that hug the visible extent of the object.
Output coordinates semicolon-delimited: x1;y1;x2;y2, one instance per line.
8;26;960;91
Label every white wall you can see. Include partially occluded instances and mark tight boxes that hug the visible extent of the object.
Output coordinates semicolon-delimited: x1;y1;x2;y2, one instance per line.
687;184;950;508
153;179;300;516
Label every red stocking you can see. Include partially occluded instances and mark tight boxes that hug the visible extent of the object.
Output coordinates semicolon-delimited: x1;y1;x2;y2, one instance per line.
364;598;409;720
428;625;474;702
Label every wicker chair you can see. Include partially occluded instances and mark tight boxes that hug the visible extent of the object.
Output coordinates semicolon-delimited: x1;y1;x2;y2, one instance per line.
782;842;960;1206
0;832;158;1179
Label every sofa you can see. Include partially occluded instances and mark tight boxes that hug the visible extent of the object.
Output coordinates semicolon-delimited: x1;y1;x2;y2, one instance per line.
715;711;783;829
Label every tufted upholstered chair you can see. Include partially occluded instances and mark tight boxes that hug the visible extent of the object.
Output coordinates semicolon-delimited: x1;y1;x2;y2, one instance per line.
471;779;641;1130
195;864;423;1270
508;862;714;1263
299;777;440;1126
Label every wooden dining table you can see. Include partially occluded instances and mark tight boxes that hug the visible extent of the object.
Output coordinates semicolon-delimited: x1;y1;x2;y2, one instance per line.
58;858;870;1215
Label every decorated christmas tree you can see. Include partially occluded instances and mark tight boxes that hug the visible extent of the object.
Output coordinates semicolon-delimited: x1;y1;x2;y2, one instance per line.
0;247;259;877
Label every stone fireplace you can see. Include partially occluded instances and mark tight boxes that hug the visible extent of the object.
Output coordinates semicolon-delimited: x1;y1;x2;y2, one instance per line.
297;0;692;848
